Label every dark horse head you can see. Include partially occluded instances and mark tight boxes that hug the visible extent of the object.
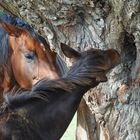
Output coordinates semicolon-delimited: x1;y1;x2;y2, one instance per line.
0;14;67;103
0;44;120;140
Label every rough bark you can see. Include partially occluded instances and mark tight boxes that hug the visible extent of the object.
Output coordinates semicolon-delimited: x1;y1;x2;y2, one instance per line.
0;0;140;140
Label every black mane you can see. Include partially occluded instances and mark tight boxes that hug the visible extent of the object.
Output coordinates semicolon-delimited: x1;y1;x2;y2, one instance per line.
0;28;9;67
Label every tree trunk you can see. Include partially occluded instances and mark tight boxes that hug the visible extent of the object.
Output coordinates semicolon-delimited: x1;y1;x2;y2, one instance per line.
1;0;140;140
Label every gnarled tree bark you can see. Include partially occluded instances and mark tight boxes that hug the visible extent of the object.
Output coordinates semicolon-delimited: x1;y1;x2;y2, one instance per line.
0;0;140;140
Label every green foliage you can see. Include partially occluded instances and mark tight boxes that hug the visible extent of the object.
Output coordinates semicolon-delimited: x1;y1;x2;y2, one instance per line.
61;113;77;140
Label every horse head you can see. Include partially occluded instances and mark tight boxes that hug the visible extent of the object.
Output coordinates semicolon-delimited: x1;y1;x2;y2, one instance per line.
61;43;120;82
0;22;61;90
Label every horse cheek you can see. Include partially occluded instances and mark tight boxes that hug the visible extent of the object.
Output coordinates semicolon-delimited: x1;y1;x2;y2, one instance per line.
11;53;32;89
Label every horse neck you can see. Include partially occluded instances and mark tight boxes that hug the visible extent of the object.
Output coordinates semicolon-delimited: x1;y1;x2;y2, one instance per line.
46;60;99;139
31;70;98;139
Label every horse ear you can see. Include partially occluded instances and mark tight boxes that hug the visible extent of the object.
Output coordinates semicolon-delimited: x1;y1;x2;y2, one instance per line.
60;43;81;59
0;22;22;37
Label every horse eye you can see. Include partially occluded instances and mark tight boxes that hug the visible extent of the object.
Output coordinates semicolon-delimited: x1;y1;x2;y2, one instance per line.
25;53;35;62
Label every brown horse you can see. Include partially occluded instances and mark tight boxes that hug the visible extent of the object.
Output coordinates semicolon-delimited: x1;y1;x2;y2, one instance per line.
0;21;66;104
0;44;120;140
